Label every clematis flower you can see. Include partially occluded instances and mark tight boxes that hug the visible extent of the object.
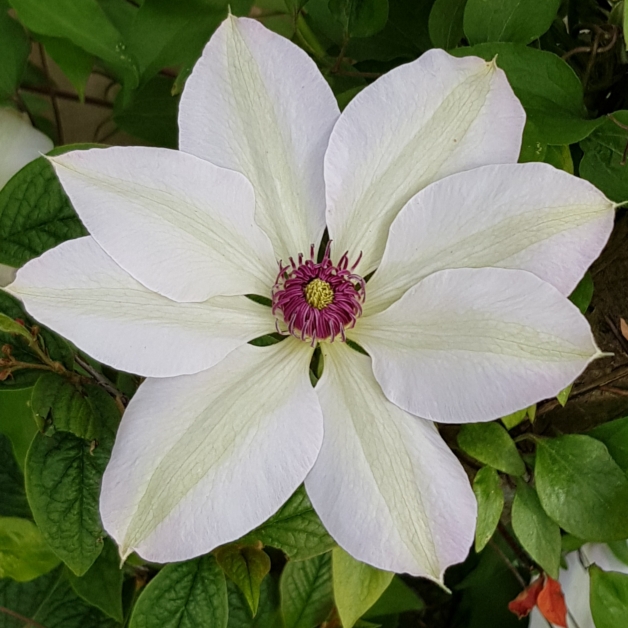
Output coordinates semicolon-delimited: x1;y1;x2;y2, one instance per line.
529;544;628;628
4;17;615;580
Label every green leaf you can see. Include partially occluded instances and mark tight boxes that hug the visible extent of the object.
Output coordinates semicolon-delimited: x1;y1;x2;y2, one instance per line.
590;565;628;628
113;75;179;148
472;466;503;552
590;416;628;473
280;552;333;628
332;548;393;628
0;155;87;267
362;576;424;618
7;0;138;87
227;574;283;628
463;0;560;45
40;36;94;102
453;541;522;628
511;481;560;578
452;43;602;145
0;3;30;99
580;111;628;202
31;372;119;440
328;0;389;38
608;539;628;567
129;555;228;628
0;568;61;627
25;431;111;576
0;313;33;342
458;423;525;476
216;545;271;616
501;407;528;430
569;272;594;314
535;435;628;541
67;539;124;623
33;576;120;628
428;0;467;49
0;434;30;519
544;144;574;174
125;0;226;81
0;385;38;470
556;384;572;407
0;516;60;581
242;486;336;560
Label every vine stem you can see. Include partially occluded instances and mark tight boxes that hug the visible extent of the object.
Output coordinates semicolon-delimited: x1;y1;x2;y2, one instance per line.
0;606;46;628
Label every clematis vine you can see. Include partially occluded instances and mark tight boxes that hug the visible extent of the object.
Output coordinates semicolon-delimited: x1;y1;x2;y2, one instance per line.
5;16;616;581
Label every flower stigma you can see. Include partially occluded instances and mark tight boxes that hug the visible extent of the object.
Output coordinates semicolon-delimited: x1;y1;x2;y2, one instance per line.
304;278;334;310
272;243;365;344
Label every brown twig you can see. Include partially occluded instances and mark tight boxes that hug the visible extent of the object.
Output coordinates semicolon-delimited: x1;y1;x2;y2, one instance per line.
608;114;628;165
538;363;628;415
498;523;536;571
604;314;628;354
489;539;527;587
74;354;127;411
38;44;64;144
19;85;113;109
0;606;46;628
600;385;628;396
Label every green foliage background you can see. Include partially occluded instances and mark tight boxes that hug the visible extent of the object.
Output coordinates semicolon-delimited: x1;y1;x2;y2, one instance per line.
2;0;628;626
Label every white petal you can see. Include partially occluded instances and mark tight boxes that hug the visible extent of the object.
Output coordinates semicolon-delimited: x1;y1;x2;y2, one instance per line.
366;163;615;316
101;338;321;562
352;268;601;424
305;343;475;580
50;147;277;303
179;16;339;259
325;50;525;275
0;108;53;189
6;237;275;377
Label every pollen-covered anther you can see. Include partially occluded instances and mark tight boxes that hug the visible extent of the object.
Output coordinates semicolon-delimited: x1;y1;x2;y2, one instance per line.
305;279;334;310
271;244;365;344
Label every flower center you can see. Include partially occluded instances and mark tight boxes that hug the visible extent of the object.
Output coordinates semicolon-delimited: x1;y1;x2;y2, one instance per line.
272;244;365;344
304;279;334;310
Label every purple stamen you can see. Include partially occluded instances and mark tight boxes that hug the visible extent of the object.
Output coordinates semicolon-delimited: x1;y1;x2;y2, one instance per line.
271;243;365;345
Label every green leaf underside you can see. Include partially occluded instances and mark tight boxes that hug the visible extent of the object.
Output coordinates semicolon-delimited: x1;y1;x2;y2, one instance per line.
333;548;394;628
129;555;228;628
25;431;111;576
227;574;283;628
472;466;504;553
280;551;334;628
511;481;561;578
535;435;628;541
215;545;271;616
458;423;525;476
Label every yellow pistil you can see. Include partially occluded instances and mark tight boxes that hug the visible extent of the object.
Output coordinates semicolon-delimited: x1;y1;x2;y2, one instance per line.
304;278;334;310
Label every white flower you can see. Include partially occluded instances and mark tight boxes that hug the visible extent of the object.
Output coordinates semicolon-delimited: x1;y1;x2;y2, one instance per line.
5;17;614;580
529;544;628;628
0;108;53;287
